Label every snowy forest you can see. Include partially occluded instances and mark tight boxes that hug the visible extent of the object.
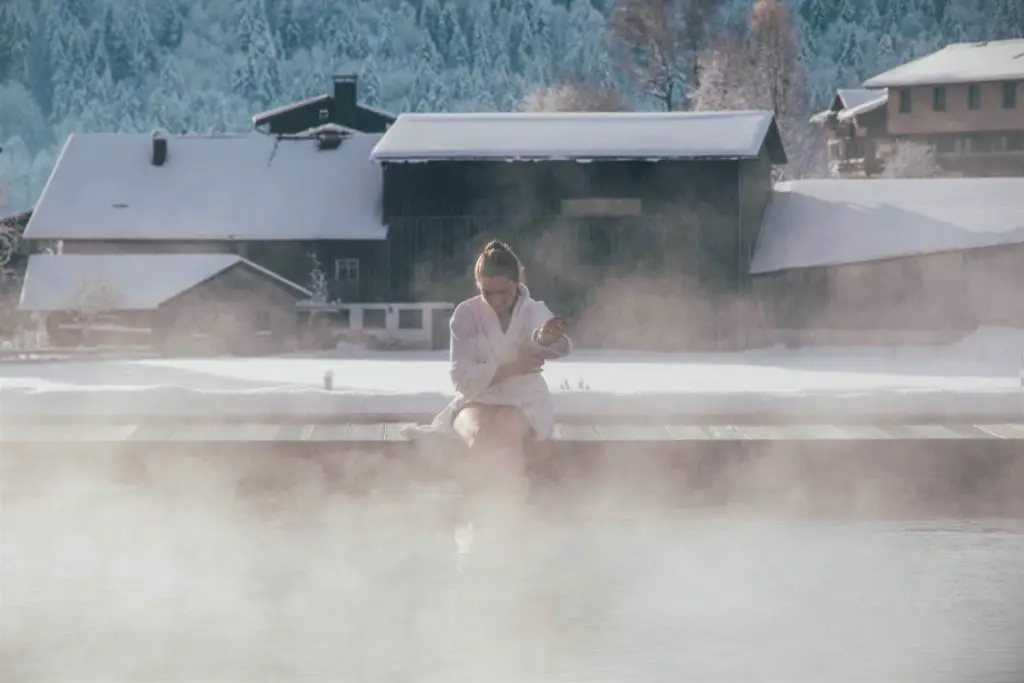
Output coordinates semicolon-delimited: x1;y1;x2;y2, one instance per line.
0;0;1022;214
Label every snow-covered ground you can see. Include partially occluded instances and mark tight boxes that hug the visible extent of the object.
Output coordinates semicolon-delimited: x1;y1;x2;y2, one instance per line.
2;328;1024;420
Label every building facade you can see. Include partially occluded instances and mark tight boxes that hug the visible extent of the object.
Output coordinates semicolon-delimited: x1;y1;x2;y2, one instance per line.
814;40;1024;178
749;177;1024;346
370;111;786;349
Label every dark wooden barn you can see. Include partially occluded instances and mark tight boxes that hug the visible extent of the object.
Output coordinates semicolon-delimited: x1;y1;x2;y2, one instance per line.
369;111;786;349
252;74;395;135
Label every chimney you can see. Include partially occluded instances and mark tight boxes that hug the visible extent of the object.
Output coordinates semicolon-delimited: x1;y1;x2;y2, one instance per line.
151;130;168;166
332;74;358;129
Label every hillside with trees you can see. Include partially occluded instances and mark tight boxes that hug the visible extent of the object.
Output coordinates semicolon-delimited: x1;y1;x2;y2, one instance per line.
0;0;1020;215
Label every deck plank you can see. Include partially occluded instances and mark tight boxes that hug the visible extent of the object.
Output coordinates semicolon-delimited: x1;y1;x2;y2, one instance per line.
384;423;414;441
552;424;602;440
0;424;138;443
306;424;352;441
665;425;711;440
347;423;386;441
975;424;1024;439
594;425;674;441
739;424;850;440
2;422;1023;444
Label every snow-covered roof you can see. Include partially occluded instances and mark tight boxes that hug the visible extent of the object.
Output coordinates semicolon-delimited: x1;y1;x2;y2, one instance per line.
836;91;888;121
24;132;386;242
750;178;1024;274
836;88;885;109
251;93;333;126
19;253;312;312
809;89;886;124
863;39;1024;88
369;111;787;164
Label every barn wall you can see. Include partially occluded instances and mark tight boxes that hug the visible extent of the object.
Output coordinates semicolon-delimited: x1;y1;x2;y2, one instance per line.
749;245;1024;346
155;265;302;354
383;158;754;349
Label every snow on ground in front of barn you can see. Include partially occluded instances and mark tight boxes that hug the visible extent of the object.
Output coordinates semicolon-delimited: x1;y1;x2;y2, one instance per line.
2;327;1024;419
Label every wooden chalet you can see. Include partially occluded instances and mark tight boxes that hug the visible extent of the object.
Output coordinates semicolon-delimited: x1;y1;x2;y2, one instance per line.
813;39;1024;178
369;111;787;349
252;74;395;135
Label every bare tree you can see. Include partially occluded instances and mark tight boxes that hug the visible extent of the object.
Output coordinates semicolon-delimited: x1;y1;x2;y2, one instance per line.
608;0;723;111
308;250;329;304
73;274;124;346
880;140;943;178
521;83;627;112
0;225;14;270
692;0;821;179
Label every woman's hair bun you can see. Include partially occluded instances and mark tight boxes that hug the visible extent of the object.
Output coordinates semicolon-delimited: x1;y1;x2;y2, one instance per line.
483;239;510;253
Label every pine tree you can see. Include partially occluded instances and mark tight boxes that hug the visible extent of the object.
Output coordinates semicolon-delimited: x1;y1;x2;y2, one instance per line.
232;0;281;109
0;2;30;84
103;6;134;82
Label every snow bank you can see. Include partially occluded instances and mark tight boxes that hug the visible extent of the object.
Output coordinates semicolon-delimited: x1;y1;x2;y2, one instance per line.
2;331;1023;419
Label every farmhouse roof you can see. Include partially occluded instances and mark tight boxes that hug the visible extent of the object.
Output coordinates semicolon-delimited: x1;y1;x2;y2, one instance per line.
863;39;1024;88
751;178;1024;274
24;131;386;242
19;253;312;311
369;110;788;164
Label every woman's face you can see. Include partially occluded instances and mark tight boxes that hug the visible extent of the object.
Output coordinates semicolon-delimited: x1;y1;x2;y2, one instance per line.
477;275;518;314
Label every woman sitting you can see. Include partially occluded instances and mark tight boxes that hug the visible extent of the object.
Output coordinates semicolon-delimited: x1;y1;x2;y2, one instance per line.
405;239;572;458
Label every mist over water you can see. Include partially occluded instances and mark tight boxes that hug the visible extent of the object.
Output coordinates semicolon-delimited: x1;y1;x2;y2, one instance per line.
3;446;1024;683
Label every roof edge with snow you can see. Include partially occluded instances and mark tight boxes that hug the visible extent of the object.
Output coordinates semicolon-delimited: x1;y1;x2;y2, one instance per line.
863;39;1024;88
369;110;788;165
18;253;312;313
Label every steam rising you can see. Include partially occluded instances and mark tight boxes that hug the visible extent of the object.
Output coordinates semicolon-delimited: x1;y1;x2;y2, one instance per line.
5;156;1024;681
3;442;1024;682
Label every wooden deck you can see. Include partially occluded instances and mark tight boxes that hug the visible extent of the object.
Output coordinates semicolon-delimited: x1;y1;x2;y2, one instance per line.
3;421;1024;443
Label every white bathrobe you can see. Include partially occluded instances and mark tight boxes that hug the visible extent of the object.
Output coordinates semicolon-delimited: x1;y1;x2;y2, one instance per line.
403;284;572;441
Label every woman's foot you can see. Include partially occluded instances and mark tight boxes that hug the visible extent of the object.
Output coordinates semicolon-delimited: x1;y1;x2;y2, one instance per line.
453;519;474;572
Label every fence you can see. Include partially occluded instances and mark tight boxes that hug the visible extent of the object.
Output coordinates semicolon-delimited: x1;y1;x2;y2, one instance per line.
297;300;455;350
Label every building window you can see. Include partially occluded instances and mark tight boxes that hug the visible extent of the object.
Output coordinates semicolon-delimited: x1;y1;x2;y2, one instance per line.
363;308;386;329
932;86;945;112
967;85;981;110
561;198;642;217
898;88;912;113
334;257;359;283
1004;82;1017;109
318;108;329;121
332;309;351;328
398;308;423;330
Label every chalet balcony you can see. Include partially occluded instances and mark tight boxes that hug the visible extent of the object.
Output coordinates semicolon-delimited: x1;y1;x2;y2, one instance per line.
827;138;881;177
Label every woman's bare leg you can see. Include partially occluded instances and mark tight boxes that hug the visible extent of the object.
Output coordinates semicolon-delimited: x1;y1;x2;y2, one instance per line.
450;405;533;567
450;405;498;566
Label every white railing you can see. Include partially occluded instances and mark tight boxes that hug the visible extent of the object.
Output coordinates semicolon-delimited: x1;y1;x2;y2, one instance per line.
296;300;455;350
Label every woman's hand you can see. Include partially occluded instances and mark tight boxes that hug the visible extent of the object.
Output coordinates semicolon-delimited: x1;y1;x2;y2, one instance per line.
535;316;569;347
